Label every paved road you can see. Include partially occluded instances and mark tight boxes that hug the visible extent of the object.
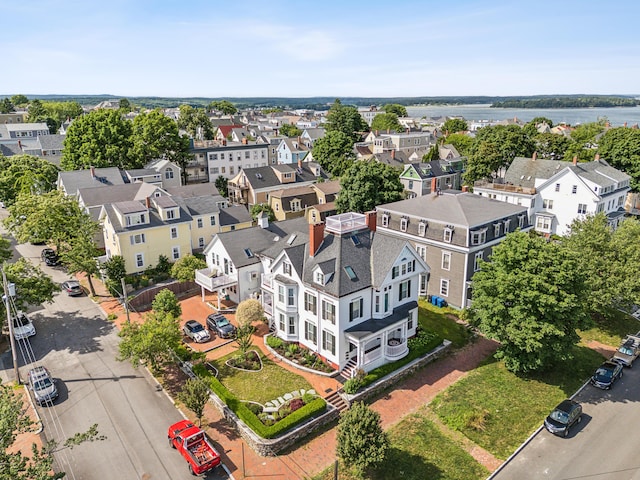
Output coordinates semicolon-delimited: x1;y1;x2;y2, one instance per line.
494;365;640;480
1;233;229;480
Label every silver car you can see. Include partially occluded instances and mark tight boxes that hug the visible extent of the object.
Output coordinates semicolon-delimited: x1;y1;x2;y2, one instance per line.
28;366;58;406
183;320;211;343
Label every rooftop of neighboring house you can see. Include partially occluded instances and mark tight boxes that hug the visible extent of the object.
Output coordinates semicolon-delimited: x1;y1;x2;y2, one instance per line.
0;143;23;156
311;180;341;195
77;182;162;208
126;168;160;179
355;145;373;156
378;190;528;228
102;199;192;233
402;159;465;180
237;164;326;190
37;134;65;150
302;128;325;140
280;137;310;152
504;156;630;189
312;201;337;213
217;125;244;138
164;183;219;197
218;205;253;226
58;167;126;195
4;122;49;133
270;185;315;199
372;151;409;167
172;195;227;216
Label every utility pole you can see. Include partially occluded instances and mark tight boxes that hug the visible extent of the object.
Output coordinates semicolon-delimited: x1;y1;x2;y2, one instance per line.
2;266;20;384
121;277;130;324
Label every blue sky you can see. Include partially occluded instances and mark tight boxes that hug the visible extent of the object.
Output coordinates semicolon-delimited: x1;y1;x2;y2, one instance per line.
2;0;639;98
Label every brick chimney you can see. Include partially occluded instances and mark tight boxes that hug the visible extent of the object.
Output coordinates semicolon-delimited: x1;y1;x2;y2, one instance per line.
594;153;600;161
309;222;325;257
298;158;302;170
365;211;377;232
145;196;151;209
573;156;578;166
461;185;469;193
391;149;396;160
90;166;96;178
431;177;437;193
532;152;537;161
242;137;248;145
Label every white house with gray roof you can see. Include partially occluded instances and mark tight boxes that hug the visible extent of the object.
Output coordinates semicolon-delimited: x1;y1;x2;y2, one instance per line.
377;191;531;309
197;212;428;375
474;155;631;236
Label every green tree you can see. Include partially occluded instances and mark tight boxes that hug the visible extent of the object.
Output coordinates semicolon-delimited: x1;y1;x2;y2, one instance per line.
177;105;214;140
421;144;440;162
470;231;590;373
0;384;65;480
336;401;389;477
311;130;355;178
27;99;47;122
234;322;255;356
61;109;135;170
370;113;403;133
442;118;468;135
102;255;127;296
250;203;275;222
382;104;407;117
597;127;640;190
118;311;182;372
1;259;58;323
41;101;83;124
336;161;404;213
464;124;535;183
170;254;207;282
610;218;640;309
534;132;572;160
561;213;614;317
178;378;210;427
119;98;132;112
0;154;59;206
152;289;182;318
236;299;264;326
443;133;474;157
130;109;191;172
10;94;28;106
278;123;302;137
215;175;228;197
564;121;606;163
0;98;15;114
58;212;101;296
0;236;11;264
208;100;237;115
325;99;368;141
522;116;554;137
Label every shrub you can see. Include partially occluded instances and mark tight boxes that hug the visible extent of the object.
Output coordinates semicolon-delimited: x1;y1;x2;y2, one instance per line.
343;378;362;395
302;392;316;404
106;313;118;322
266;335;284;349
288;398;304;412
156;254;172;274
286;343;299;356
245;402;263;415
408;329;438;350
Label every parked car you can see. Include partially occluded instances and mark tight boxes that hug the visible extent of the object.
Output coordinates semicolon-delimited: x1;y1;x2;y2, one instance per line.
544;399;583;437
27;366;58;406
61;280;83;296
206;313;236;339
13;312;36;340
183;320;211;343
40;248;59;266
612;335;640;367
590;360;624;389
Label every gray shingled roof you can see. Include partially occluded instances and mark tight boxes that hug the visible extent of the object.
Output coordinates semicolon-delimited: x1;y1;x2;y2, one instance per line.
77;183;160;207
242;164;325;190
164;183;219;197
58;167;126;195
173;195;224;216
104;202;192;233
153;196;178;208
568;159;631;185
504;157;566;187
345;301;418;338
126;168;158;177
113;200;147;214
37;134;65;150
378;191;528;229
218;205;253;226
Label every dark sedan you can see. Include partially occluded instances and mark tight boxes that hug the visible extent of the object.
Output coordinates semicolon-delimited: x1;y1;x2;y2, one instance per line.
590;360;624;389
206;313;236;339
41;248;59;266
544;399;583;437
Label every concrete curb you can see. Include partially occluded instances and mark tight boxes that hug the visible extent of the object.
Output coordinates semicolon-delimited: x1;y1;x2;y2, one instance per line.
486;377;592;480
22;385;44;434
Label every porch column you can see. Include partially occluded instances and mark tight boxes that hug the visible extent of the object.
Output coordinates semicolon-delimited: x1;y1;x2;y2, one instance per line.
201;285;205;302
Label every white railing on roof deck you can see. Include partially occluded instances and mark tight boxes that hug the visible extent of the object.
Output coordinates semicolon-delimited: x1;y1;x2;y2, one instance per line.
195;268;237;291
325;212;367;234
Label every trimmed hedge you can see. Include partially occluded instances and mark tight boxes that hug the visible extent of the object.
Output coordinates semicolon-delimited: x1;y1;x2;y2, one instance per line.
198;366;327;439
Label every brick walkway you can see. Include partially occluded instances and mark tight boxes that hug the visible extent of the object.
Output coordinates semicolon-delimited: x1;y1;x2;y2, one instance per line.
87;276;502;478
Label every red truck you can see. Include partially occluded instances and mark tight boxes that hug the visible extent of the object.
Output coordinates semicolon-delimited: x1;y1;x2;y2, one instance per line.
168;420;221;475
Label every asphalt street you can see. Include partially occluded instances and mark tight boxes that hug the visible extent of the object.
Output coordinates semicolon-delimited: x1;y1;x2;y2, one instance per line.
494;365;640;480
1;219;229;480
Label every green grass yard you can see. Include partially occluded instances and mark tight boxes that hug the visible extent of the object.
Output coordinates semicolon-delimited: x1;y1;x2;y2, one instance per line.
579;308;640;347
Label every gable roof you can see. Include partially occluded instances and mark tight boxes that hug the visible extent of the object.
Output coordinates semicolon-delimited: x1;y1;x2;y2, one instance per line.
504;157;567;188
77;182;161;208
58;167;126;195
164;183;219;197
240;164;325;190
378;191;528;229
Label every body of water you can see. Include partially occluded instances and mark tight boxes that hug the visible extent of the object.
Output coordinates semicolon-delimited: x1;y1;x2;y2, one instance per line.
406;104;640;127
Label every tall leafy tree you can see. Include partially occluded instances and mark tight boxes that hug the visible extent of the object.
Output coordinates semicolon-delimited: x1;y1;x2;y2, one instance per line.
470;231;590;373
177;105;214;140
597;127;640;190
382;103;407;117
2;259;58;323
249;203;275;222
215;175;228;197
26;99;47;122
311;130;355;178
0;236;11;264
609;218;640;310
152;289;182;318
61;109;135;170
336;161;404;213
370;113;403;133
118;311;182;372
130;109;191;174
442;118;468;135
0;97;15;114
325;99;369;141
0;154;59;206
278;123;302;137
564;121;606;163
10;94;28;106
443;133;474;157
533;132;572;160
178;378;210;427
336;402;389;477
208;100;237;115
58;211;101;296
522;116;554;137
170;254;207;282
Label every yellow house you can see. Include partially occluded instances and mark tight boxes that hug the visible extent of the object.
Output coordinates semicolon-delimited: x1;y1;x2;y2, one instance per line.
100;196;193;274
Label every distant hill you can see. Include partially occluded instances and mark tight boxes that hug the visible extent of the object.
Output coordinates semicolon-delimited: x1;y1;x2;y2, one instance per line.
1;94;638;110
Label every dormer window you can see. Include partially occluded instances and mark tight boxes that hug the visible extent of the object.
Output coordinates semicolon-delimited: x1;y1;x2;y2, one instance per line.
315;271;324;285
400;217;408;232
166;209;176;220
494;223;501;237
470;229;487;245
444;227;453;243
381;213;389;227
503;219;511;232
418;221;427;237
518;215;526;229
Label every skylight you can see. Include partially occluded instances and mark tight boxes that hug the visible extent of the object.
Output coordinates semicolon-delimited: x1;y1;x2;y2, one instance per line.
244;248;253;258
344;266;357;280
287;234;297;245
351;235;361;246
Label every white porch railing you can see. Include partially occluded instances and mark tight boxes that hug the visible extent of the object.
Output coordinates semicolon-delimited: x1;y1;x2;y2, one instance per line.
385;340;408;358
363;347;383;365
263;302;273;315
195;268;238;291
261;273;274;290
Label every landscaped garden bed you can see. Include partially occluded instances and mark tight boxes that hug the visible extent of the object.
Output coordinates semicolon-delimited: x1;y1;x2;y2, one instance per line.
265;336;335;373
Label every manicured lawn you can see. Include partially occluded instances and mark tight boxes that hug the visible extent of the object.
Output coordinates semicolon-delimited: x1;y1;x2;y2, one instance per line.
418;299;471;348
313;412;488;480
579;308;640;347
430;345;605;459
209;350;312;405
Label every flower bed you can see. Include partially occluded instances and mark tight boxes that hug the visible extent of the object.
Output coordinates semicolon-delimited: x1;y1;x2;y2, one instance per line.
265;336;335;373
226;350;263;371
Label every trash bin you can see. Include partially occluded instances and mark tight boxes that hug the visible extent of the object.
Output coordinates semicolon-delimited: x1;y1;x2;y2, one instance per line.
436;297;445;308
431;295;440;306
